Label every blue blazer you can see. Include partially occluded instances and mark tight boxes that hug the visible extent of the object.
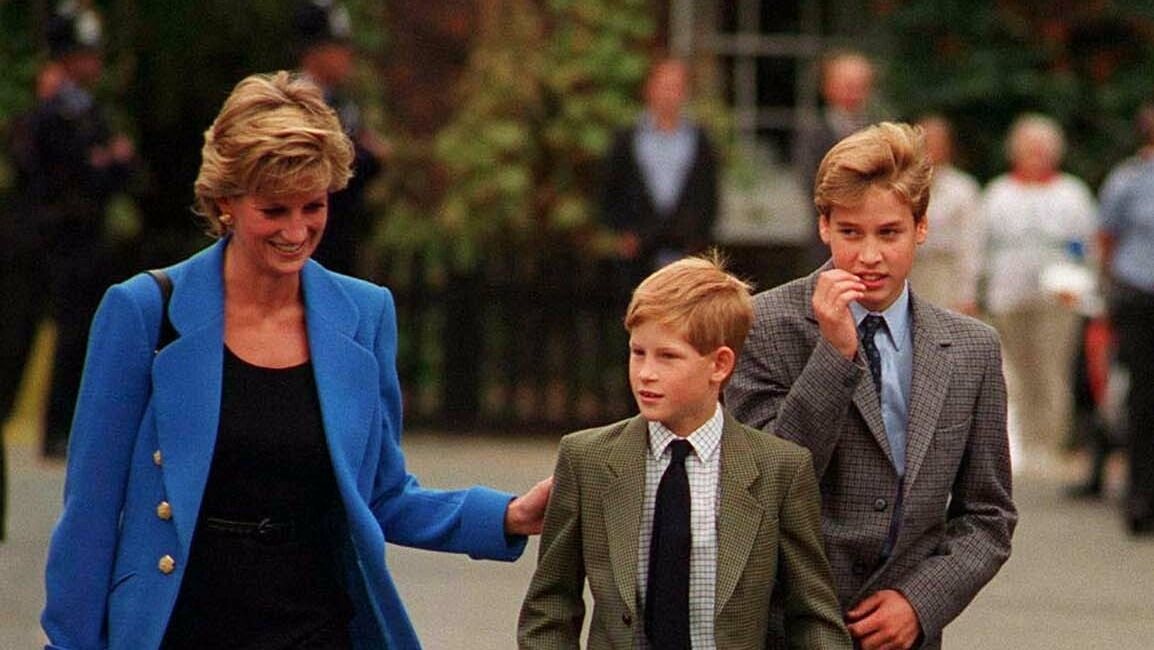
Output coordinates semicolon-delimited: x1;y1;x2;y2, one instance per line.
42;239;526;650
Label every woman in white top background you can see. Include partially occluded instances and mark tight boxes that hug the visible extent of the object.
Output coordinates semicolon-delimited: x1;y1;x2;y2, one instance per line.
981;113;1098;473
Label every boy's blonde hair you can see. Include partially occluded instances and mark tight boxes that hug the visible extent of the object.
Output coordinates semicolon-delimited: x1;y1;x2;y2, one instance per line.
625;252;754;359
814;121;933;223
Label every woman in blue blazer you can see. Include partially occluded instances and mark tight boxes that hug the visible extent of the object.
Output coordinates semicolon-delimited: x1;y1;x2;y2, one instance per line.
42;71;550;650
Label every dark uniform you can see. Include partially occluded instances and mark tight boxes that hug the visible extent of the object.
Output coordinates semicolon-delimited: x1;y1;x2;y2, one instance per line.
33;80;131;458
312;86;382;277
0;103;52;541
295;0;383;277
25;6;132;460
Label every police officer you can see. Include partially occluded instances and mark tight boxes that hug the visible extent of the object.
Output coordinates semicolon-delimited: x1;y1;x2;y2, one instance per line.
1;61;67;539
25;2;135;460
294;0;389;277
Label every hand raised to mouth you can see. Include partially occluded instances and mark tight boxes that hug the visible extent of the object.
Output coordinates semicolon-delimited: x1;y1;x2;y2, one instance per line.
813;268;866;360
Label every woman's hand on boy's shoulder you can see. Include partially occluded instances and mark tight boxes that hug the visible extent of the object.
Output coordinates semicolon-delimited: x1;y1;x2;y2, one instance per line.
505;476;554;536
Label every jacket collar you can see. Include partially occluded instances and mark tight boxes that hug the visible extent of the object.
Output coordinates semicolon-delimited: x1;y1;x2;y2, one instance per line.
164;237;361;341
603;416;649;616
902;291;953;492
153;239;373;556
600;413;766;619
713;413;764;618
801;264;954;478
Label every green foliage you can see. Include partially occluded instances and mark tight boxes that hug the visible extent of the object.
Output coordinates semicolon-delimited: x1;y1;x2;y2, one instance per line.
127;1;294;126
383;0;657;271
880;0;1154;187
0;4;40;121
0;3;46;194
431;1;546;269
539;0;653;235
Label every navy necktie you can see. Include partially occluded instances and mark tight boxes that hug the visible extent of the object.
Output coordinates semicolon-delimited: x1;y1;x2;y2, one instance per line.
646;439;692;649
859;314;886;396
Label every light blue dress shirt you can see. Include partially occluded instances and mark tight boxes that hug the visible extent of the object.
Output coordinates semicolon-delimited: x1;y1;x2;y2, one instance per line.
1099;156;1154;290
633;111;698;216
851;283;914;475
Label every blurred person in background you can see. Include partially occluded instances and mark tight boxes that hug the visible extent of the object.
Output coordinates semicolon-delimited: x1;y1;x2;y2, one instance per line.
1097;100;1154;536
599;55;719;416
18;1;136;460
1063;310;1117;501
908;114;982;314
0;60;70;541
1061;110;1154;502
294;0;390;277
601;55;719;285
795;51;887;267
981;114;1097;473
41;71;550;650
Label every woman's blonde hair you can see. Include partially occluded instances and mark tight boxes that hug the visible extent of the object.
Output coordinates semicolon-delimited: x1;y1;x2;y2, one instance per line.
193;71;355;237
814;121;933;223
624;252;754;359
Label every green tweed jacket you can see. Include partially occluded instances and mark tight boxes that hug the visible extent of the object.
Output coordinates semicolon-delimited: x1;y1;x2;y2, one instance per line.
518;412;851;649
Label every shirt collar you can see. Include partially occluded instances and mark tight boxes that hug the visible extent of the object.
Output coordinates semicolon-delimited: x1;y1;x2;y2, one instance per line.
639;110;690;136
648;403;723;463
55;79;93;111
850;282;911;350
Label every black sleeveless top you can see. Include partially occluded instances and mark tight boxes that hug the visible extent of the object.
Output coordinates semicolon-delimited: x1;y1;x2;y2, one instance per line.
162;347;353;649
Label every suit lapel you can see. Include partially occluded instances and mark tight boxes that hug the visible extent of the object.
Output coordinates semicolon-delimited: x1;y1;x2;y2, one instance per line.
902;296;952;493
153;241;226;556
852;380;894;463
802;268;893;463
301;263;375;486
602;417;649;617
714;415;764;619
151;242;375;559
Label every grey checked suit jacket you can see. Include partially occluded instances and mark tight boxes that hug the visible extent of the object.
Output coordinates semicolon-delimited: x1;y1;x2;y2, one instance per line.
725;268;1017;649
517;413;851;649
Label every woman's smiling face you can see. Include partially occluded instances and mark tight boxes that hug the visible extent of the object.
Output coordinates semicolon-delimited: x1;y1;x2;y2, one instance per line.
219;191;329;278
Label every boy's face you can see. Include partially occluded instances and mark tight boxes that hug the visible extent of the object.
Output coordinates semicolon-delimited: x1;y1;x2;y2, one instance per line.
820;186;927;312
628;319;733;437
645;61;688;121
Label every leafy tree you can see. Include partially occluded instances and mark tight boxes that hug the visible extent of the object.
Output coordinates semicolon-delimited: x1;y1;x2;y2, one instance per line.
0;2;60;193
379;0;656;272
881;0;1154;187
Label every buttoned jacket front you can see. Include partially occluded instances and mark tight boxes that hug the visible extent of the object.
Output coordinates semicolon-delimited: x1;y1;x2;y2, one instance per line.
518;413;850;649
726;266;1018;649
43;239;524;650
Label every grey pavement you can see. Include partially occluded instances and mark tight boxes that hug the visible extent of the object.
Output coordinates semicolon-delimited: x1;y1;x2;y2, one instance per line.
3;430;1154;649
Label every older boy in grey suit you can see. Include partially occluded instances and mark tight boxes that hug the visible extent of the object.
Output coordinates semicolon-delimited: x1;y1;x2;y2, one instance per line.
726;123;1017;650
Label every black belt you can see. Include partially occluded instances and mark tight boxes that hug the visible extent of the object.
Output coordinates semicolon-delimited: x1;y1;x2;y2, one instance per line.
202;516;302;545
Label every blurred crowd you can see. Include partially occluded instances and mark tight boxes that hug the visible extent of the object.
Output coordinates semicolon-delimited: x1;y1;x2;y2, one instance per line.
796;52;1154;539
2;2;1153;545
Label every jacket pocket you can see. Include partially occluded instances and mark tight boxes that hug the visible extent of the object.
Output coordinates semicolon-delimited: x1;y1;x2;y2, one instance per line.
109;570;137;594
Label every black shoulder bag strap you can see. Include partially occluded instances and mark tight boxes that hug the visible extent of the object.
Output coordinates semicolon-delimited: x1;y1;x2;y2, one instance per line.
146;270;178;352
